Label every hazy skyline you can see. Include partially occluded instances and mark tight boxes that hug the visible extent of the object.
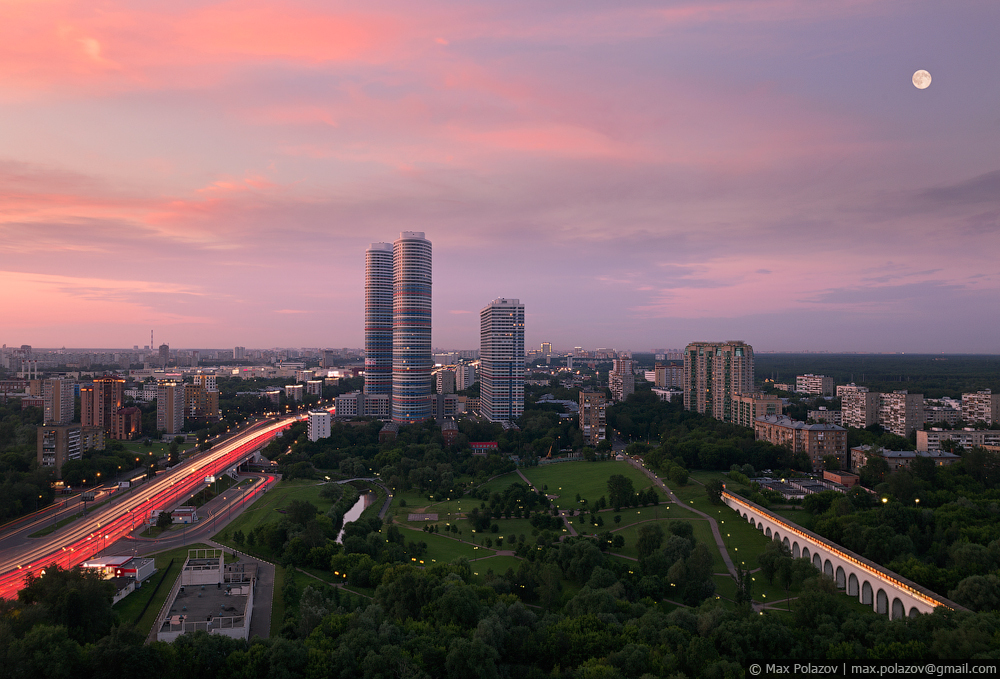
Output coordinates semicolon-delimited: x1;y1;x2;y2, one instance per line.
2;1;998;353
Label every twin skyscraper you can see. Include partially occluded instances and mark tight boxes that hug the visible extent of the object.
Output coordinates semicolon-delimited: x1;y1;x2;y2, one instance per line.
364;232;524;426
365;232;433;424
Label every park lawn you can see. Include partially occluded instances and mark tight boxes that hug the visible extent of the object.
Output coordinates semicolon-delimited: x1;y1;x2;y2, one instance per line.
608;517;727;573
521;461;661;510
397;529;493;564
521;461;664;510
474;471;523;495
214;478;338;540
471;555;523;578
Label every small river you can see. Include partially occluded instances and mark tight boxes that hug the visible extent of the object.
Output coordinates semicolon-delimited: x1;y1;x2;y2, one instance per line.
335;492;375;543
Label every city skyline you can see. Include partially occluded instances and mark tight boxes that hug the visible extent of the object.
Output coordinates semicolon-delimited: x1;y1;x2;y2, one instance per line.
1;1;998;353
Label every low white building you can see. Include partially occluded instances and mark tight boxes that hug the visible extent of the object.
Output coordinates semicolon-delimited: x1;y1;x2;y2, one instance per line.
308;409;331;441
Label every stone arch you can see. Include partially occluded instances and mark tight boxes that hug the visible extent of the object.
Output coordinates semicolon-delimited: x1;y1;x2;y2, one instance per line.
792;542;800;558
802;547;810;562
835;566;846;589
891;598;905;620
908;607;920;618
848;573;859;596
749;519;755;528
824;559;834;578
876;589;888;615
765;527;771;538
812;553;822;569
773;531;780;544
861;581;873;605
782;537;790;551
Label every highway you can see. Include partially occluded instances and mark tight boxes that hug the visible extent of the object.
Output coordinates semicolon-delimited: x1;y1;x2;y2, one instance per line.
0;415;299;600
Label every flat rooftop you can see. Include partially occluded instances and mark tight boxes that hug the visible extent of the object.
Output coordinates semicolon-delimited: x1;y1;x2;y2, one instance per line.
161;583;248;634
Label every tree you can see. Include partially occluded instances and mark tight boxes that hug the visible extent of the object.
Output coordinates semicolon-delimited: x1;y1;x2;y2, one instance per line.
286;499;318;526
156;510;174;530
636;524;664;559
607;474;635;511
822;455;841;471
168;440;180;466
705;479;724;505
18;565;115;643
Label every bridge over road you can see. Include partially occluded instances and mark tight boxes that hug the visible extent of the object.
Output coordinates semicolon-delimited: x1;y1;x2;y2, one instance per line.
722;491;965;619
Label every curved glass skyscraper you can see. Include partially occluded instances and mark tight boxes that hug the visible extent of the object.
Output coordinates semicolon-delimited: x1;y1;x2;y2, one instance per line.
392;232;432;424
364;242;393;396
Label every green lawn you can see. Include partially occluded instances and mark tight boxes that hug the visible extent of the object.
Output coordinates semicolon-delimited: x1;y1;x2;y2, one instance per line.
390;528;494;564
521;461;662;510
470;555;523;578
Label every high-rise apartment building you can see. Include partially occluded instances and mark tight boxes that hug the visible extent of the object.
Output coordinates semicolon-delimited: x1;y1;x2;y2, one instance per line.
455;364;477;391
480;298;525;423
579;390;607;446
609;359;635;402
683;341;755;423
158;344;170;369
43;377;75;425
840;385;878;429
81;375;125;432
392;232;433;424
38;424;82;477
233;346;246;360
156;382;184;435
361;233;433;424
796;374;835;396
365;242;393;398
878;391;924;437
540;342;552;356
962;390;1000;425
436;369;456;395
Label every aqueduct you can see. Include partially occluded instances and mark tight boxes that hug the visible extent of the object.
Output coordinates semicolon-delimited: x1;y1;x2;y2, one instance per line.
722;491;964;618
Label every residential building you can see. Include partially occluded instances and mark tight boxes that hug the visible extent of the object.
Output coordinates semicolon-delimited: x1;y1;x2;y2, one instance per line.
365;242;394;398
441;419;459;446
734;393;783;429
334;391;390;419
836;383;865;398
850;445;960;473
540;342;552;356
683;341;755;423
37;424;82;477
433;393;464;421
306;380;323;396
191;374;217;391
81;375;125;432
653;361;683;388
878;391;924;437
796;374;835;396
808;407;842;425
608;358;635;403
455;364;477;391
111;406;142;440
436;369;456;395
392;232;433;424
156;382;185;435
841;387;879;429
233;346;246;360
43;377;75;425
962;390;1000;425
753;414;847;472
307;410;331;441
924;405;961;427
916;428;1000;453
579;390;606;446
480;298;525;423
158;344;170;369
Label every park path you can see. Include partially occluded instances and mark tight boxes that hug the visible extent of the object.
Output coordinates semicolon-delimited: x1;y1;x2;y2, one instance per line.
625;457;737;578
516;468;579;537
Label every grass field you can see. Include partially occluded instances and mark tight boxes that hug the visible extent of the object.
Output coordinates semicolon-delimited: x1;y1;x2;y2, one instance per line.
393;528;495;564
521;461;663;510
470;555;522;579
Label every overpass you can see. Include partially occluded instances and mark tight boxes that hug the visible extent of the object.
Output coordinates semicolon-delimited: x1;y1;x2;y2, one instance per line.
0;416;298;600
722;491;965;619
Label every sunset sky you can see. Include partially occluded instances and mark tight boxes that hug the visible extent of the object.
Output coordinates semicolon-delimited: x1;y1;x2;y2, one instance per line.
2;0;998;353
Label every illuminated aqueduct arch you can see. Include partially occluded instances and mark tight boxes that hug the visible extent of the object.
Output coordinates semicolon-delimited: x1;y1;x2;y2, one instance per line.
722;492;963;619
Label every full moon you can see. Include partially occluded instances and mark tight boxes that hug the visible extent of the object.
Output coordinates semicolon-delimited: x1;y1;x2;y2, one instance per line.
912;70;932;89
